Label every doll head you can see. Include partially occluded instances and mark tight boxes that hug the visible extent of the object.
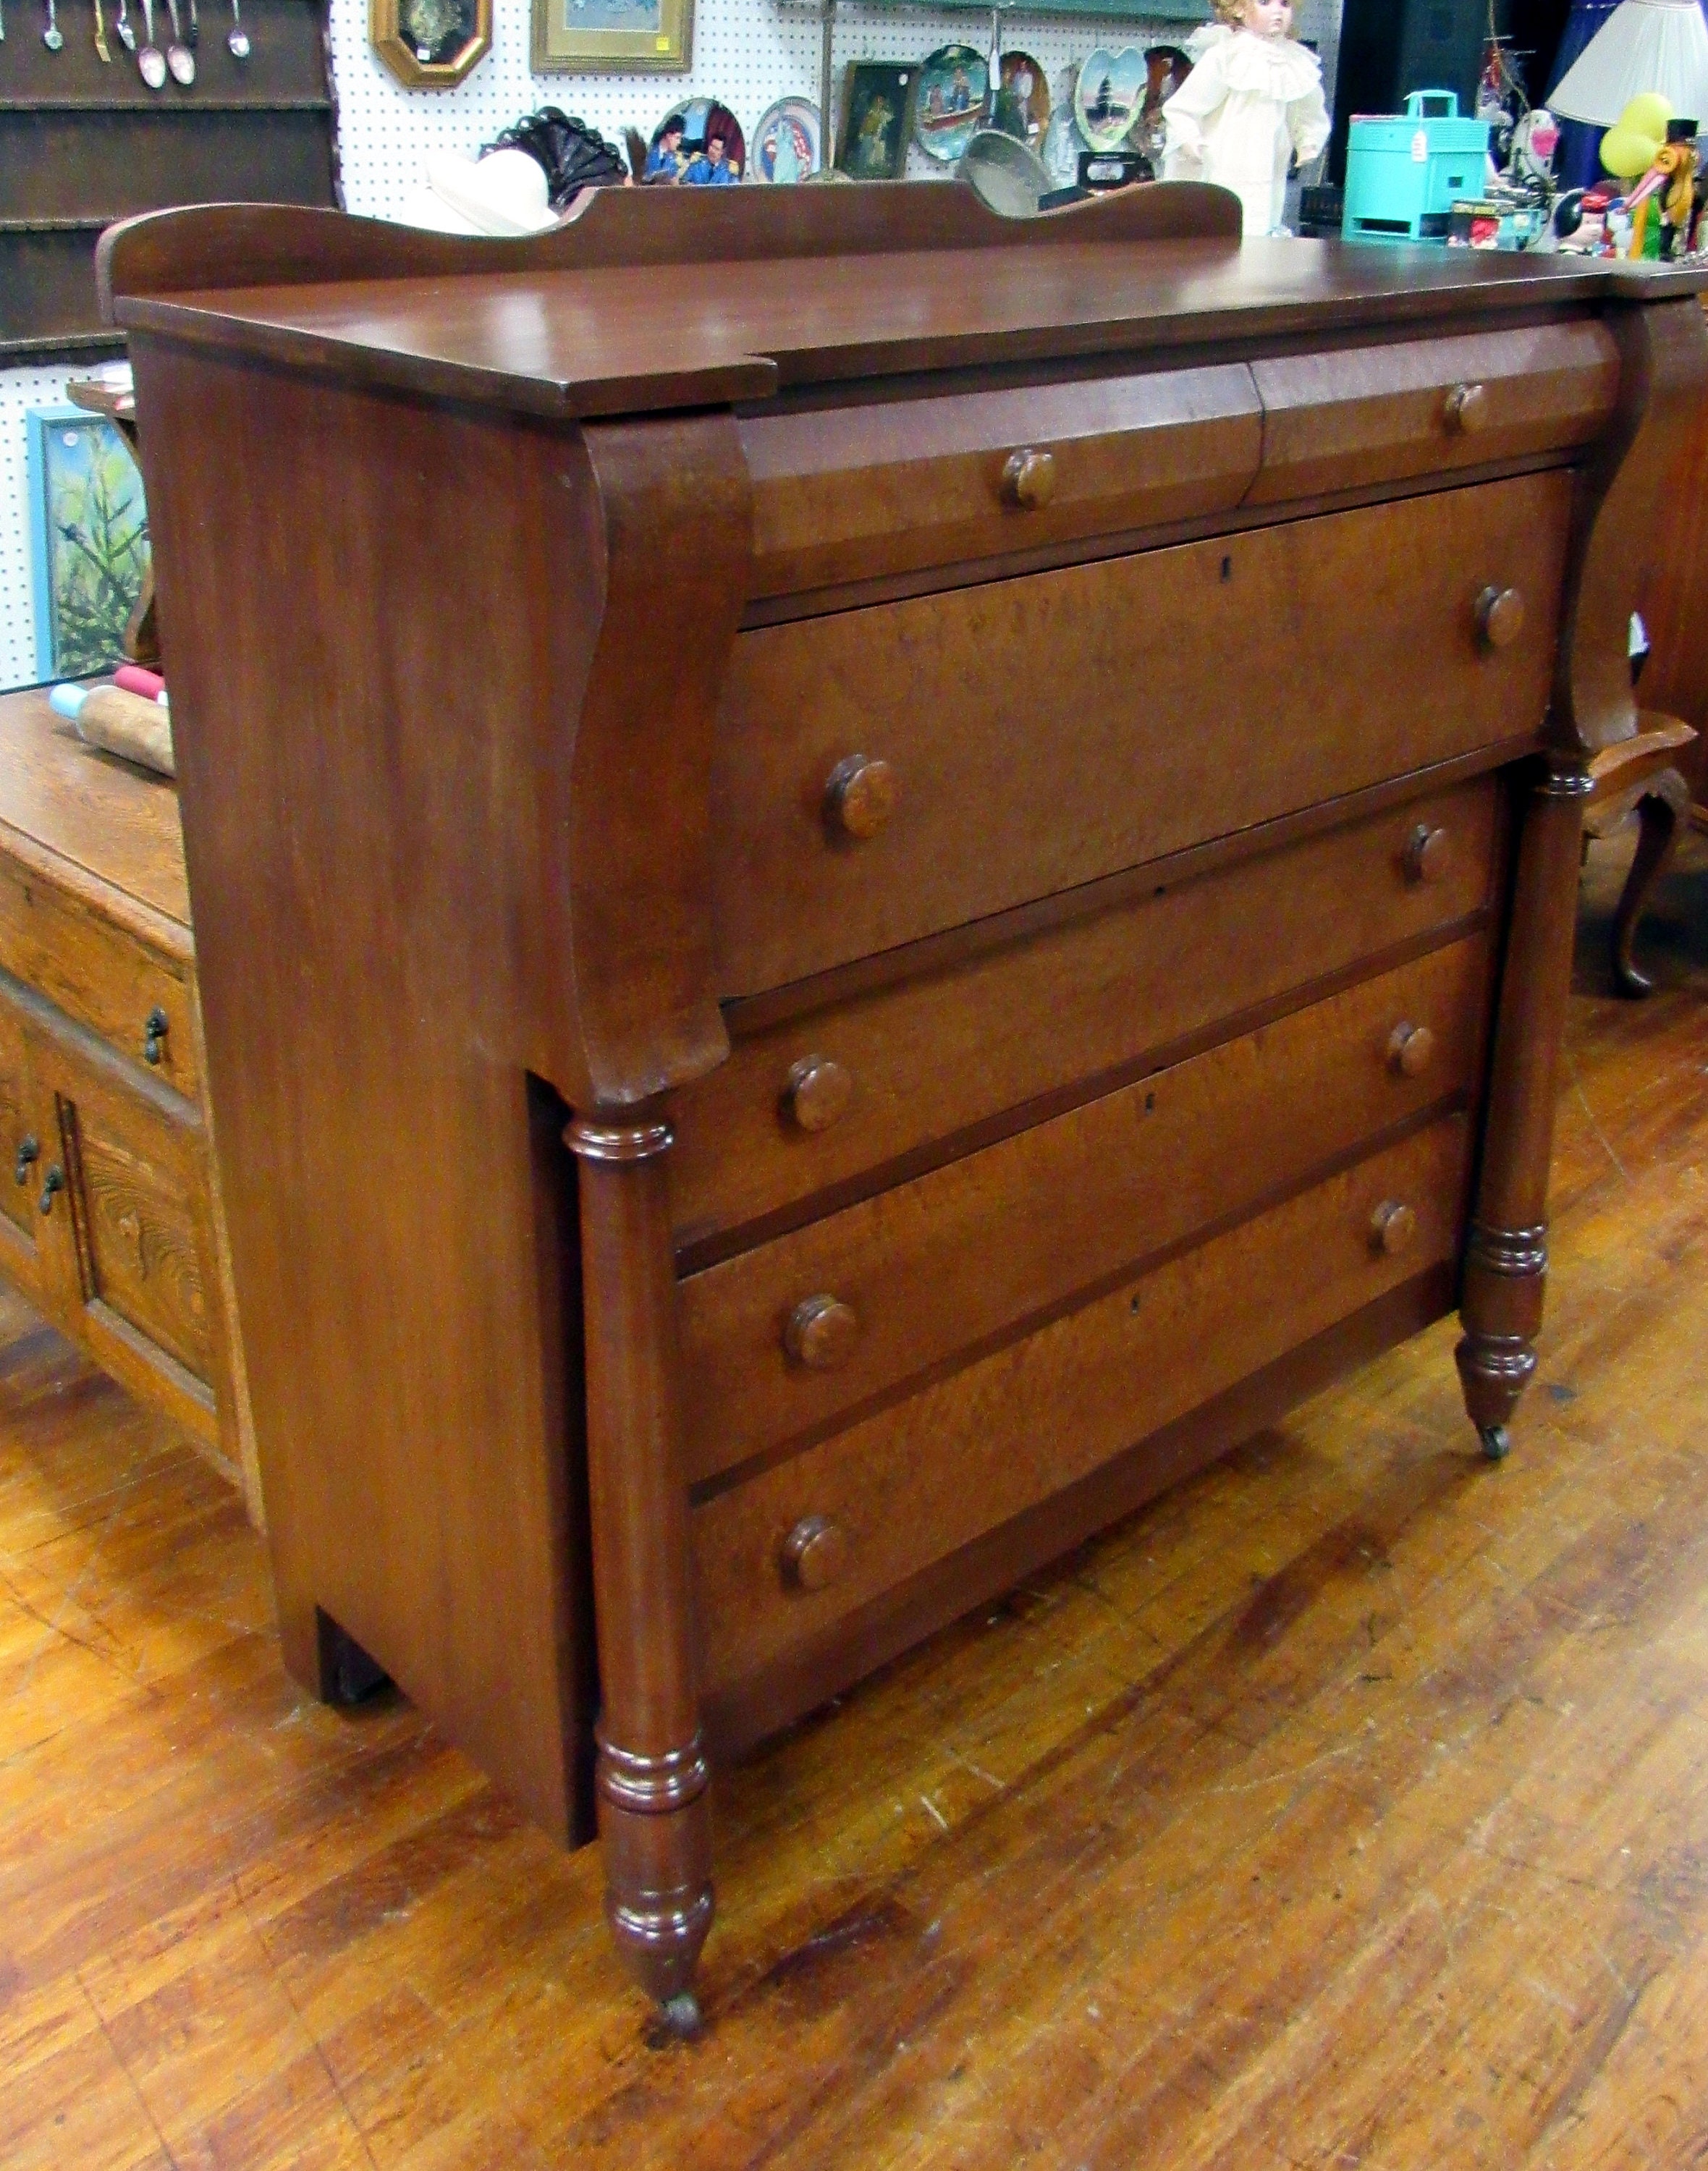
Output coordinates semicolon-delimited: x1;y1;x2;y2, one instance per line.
1214;0;1294;33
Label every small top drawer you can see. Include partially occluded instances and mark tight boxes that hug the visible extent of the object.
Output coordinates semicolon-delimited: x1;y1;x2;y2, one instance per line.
740;363;1262;599
1248;321;1620;504
0;856;199;1100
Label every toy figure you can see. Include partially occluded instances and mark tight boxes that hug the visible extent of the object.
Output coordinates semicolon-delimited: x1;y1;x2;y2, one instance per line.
1161;0;1329;237
1625;119;1699;258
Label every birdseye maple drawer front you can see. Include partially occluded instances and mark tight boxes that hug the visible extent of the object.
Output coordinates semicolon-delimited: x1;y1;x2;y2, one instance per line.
0;858;198;1100
678;938;1486;1486
1248;320;1620;504
672;776;1500;1251
711;470;1566;997
692;1114;1471;1696
740;363;1263;599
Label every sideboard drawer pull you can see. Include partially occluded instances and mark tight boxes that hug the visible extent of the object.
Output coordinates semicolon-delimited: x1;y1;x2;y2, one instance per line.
1001;447;1057;510
38;1165;64;1216
781;1056;853;1134
1444;381;1487;435
824;756;897;842
1370;1198;1417;1256
784;1294;860;1371
1476;585;1526;651
143;1006;169;1065
779;1515;848;1592
14;1134;38;1185
1403;824;1453;886
1387;1021;1436;1078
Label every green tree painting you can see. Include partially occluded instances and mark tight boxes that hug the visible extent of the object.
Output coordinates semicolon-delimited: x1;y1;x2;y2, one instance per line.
33;415;151;680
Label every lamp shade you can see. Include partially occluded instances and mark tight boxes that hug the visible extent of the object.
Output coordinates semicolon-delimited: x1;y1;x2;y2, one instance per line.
1550;0;1708;126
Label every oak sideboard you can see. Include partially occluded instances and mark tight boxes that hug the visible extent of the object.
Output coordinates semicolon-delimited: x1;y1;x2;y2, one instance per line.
99;182;1707;2026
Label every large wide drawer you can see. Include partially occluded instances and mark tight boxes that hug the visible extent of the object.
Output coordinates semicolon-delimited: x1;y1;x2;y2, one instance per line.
711;470;1566;996
679;937;1487;1484
673;775;1501;1252
692;1114;1473;1698
740;362;1262;599
1248;321;1620;505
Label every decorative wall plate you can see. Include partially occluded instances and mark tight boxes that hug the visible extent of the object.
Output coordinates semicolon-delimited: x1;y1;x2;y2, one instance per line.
645;96;744;182
1041;64;1091;188
914;43;988;165
751;96;820;182
1074;46;1145;155
993;51;1049;151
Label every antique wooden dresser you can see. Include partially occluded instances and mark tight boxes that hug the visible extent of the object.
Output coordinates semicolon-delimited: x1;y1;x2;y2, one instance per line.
99;183;1706;2026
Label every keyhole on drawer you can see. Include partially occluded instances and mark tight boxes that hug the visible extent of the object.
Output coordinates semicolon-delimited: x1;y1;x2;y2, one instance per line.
118;1208;147;1277
1220;555;1233;583
1145;1091;1156;1112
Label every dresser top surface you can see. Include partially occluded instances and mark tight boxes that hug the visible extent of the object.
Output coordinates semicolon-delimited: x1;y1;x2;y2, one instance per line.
101;185;1708;421
0;687;188;931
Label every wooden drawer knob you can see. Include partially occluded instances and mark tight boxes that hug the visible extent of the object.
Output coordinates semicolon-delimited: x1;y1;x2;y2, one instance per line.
824;755;897;842
780;1515;848;1592
782;1054;853;1134
1370;1199;1417;1256
1002;447;1057;510
1403;823;1453;886
1443;381;1487;436
1387;1021;1437;1078
1476;585;1525;651
785;1294;860;1371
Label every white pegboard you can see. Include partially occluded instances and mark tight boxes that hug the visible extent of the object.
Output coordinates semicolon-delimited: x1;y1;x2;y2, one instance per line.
0;0;1341;685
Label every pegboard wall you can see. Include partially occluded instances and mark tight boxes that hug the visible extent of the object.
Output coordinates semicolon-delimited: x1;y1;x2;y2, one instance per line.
0;0;1342;687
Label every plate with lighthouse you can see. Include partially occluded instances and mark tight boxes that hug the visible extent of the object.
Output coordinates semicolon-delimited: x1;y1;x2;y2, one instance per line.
1074;47;1146;154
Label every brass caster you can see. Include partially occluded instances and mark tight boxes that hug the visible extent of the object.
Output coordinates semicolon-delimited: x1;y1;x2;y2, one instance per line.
1479;1424;1511;1463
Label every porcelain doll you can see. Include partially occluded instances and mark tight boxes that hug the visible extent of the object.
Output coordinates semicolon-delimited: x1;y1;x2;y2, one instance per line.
1162;0;1329;238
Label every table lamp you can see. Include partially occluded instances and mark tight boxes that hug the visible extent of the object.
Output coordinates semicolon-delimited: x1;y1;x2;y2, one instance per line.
1550;0;1708;127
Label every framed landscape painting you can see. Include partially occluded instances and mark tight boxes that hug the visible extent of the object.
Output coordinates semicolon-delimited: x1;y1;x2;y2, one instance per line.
531;0;691;74
26;408;150;683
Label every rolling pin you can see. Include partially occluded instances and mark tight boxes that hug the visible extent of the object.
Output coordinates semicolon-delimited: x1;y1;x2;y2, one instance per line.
49;682;175;779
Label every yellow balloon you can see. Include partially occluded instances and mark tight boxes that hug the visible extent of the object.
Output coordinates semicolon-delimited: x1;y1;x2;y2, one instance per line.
1620;91;1675;138
1601;122;1664;178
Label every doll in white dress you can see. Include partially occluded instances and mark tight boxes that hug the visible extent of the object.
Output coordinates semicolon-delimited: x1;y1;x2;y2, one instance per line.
1161;0;1330;237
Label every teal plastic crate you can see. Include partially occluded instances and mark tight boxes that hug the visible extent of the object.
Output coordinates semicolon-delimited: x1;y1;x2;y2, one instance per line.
1343;90;1492;245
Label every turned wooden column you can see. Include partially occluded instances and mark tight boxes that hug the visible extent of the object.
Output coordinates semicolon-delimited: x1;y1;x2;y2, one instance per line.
1456;758;1594;1457
567;1109;712;2031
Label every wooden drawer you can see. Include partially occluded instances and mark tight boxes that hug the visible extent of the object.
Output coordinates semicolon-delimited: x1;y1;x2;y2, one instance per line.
711;470;1566;997
691;1113;1471;1698
674;775;1501;1253
1248;321;1619;505
740;363;1262;599
25;993;220;1427
0;855;199;1099
680;936;1488;1484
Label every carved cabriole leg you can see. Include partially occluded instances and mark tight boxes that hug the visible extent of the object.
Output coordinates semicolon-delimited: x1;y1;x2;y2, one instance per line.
1457;759;1595;1458
1610;772;1688;997
566;1109;711;2033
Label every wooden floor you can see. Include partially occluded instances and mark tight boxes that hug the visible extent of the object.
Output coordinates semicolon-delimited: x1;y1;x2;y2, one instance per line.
6;831;1708;2170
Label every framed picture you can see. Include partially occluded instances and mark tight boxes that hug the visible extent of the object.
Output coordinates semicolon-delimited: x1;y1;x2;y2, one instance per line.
370;0;491;86
26;409;150;684
835;61;916;180
530;0;691;75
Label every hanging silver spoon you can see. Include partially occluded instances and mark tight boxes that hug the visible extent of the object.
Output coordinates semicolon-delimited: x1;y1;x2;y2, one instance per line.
225;0;247;56
43;0;63;49
114;0;134;45
185;0;195;43
163;0;192;80
137;0;166;84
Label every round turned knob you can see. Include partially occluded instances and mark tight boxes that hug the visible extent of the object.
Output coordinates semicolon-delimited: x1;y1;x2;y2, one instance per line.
1370;1199;1418;1257
1002;447;1057;510
780;1515;848;1593
1476;585;1526;652
824;755;897;842
781;1055;853;1134
1403;823;1453;886
1386;1021;1437;1078
1443;381;1488;436
784;1294;860;1371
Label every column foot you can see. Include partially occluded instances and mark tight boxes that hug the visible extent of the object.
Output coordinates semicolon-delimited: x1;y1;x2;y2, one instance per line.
1478;1423;1512;1463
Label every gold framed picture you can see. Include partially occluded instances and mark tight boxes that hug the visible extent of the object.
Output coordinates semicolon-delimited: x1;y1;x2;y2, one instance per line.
370;0;491;85
530;0;692;75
